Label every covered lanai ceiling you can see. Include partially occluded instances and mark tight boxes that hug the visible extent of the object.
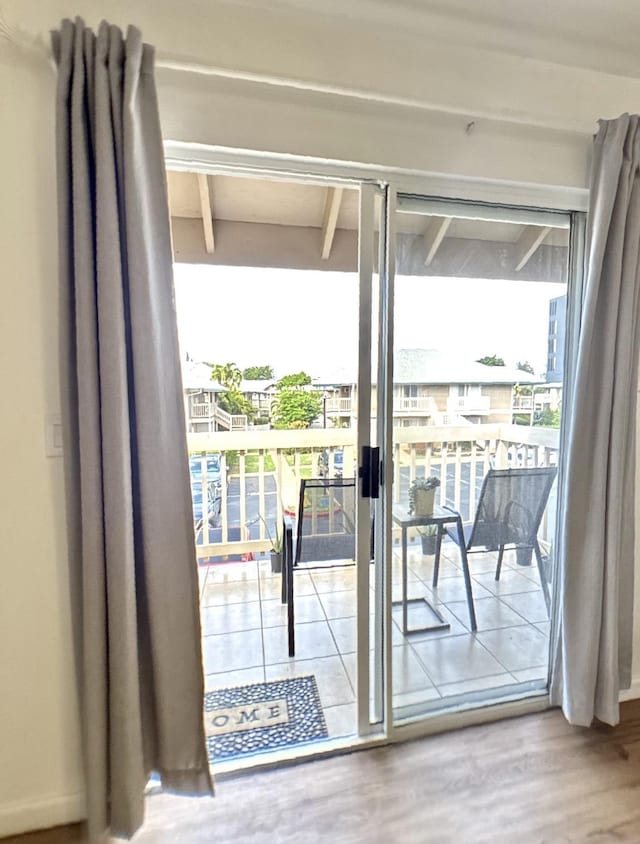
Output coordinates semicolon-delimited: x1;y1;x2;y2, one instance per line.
167;170;569;282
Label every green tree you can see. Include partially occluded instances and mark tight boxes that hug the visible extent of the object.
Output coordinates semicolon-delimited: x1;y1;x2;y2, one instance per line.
276;372;312;388
210;363;252;419
271;371;322;429
242;365;275;380
218;388;255;418
517;360;535;374
535;408;561;428
210;362;242;389
476;354;505;367
272;390;322;429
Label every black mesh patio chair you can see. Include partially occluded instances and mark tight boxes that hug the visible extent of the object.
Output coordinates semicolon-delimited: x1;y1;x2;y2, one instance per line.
434;467;557;614
295;477;357;566
282;477;358;656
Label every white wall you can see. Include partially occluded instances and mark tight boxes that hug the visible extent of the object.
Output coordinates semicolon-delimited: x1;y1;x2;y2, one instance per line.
2;0;640;835
0;46;84;834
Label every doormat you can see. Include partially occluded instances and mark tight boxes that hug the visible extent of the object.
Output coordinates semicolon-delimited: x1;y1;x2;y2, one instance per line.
204;675;328;762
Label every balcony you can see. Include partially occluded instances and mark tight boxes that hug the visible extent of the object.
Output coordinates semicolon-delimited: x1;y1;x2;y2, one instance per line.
191;402;215;418
324;397;353;414
393;396;438;415
190;422;558;563
446;395;491;415
324;396;440;417
194;422;558;757
512;397;534;412
189;402;248;431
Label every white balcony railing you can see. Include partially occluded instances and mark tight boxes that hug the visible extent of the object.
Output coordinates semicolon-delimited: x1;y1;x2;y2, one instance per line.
512;397;534;411
188;423;560;561
393;396;438;415
189;402;248;430
325;397;353;414
446;395;491;414
191;403;215;418
323;396;439;416
213;405;248;431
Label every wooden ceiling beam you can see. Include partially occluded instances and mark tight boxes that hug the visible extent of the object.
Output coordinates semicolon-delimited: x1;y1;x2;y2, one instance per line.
515;225;552;271
197;173;215;254
423;216;452;267
321;187;344;259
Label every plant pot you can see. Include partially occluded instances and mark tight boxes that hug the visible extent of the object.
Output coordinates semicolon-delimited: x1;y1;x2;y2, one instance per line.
516;546;533;567
420;533;438;555
270;550;283;574
414;488;436;517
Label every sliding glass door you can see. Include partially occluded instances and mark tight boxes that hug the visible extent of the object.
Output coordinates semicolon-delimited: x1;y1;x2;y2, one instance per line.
382;195;574;724
170;152;583;762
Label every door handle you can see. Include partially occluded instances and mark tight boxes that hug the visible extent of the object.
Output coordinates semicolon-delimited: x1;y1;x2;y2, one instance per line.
370;447;380;499
360;446;380;499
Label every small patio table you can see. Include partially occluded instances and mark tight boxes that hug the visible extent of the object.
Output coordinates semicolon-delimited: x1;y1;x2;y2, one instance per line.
392;504;477;634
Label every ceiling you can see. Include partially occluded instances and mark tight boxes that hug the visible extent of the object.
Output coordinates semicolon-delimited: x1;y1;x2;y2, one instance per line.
221;0;640;79
167;169;569;247
168;171;360;230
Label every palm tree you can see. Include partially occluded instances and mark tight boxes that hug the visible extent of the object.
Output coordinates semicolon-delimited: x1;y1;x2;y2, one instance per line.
211;362;242;389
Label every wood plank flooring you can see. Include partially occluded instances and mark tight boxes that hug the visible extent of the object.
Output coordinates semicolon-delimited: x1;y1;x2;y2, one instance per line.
8;700;640;843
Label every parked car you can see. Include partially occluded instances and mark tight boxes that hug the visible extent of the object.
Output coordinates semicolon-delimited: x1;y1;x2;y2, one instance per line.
191;478;222;528
189;452;223;486
317;448;344;478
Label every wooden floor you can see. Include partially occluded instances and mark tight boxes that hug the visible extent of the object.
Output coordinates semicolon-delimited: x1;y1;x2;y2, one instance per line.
8;700;640;843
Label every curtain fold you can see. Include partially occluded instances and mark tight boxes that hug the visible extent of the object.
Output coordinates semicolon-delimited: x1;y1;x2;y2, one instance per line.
550;114;640;727
52;18;213;840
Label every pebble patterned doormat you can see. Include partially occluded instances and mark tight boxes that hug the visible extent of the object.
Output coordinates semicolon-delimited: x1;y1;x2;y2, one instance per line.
205;675;328;762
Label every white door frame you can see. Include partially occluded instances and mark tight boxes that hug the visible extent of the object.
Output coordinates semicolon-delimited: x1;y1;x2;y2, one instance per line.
166;141;586;764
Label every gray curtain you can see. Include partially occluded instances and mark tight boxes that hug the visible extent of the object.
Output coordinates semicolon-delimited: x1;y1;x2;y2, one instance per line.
550;114;640;727
52;18;213;840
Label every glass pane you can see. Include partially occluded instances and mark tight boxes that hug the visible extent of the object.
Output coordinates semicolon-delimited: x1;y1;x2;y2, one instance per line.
390;198;570;722
170;170;364;761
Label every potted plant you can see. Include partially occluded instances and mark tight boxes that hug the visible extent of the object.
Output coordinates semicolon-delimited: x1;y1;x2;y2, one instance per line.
270;537;283;574
408;475;441;517
257;515;283;573
516;546;533;567
417;524;439;555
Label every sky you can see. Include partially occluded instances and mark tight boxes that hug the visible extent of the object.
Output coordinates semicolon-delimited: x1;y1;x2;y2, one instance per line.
174;264;566;379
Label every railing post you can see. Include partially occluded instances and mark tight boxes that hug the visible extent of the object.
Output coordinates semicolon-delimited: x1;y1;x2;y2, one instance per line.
239;451;247;541
439;443;448;505
257;450;266;542
220;452;229;543
454;442;462;514
409;443;417;484
274;448;284;529
495;440;509;468
469;441;478;521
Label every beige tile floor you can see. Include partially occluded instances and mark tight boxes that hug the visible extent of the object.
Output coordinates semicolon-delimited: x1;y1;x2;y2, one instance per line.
200;537;550;755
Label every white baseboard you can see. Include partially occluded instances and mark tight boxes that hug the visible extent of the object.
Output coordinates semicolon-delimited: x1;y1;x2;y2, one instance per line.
620;678;640;702
0;791;86;838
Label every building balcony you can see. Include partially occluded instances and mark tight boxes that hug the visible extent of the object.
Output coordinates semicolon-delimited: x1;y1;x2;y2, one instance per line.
446;395;491;415
325;396;441;417
324;397;353;414
191;402;216;418
512;397;534;412
393;396;439;415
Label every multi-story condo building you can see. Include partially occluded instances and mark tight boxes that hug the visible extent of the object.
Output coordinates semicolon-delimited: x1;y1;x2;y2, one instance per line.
546;295;567;382
315;349;538;428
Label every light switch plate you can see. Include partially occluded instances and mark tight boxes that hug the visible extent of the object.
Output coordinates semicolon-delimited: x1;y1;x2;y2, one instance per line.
45;413;63;457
